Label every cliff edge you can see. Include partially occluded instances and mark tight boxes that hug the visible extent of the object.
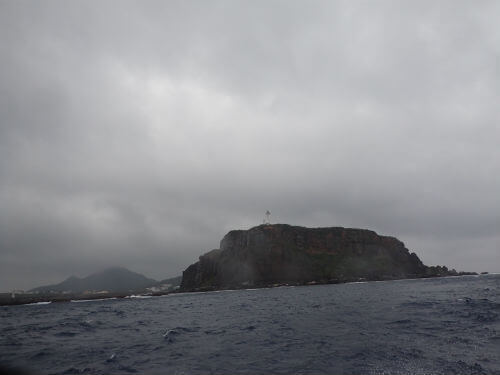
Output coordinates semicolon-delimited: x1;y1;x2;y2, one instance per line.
181;224;458;291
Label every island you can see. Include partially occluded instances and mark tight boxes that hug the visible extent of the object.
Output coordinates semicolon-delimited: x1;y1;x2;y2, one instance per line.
181;224;474;291
0;268;181;306
1;224;477;306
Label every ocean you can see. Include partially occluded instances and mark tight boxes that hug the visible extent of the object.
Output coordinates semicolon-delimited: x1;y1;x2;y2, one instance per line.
1;274;499;374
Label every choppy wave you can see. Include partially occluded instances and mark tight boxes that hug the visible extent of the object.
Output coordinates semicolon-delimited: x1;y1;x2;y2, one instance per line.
1;274;499;374
126;294;153;299
25;301;52;306
70;298;118;303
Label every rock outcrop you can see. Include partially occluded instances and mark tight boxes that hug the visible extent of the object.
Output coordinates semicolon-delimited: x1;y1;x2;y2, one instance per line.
181;224;451;291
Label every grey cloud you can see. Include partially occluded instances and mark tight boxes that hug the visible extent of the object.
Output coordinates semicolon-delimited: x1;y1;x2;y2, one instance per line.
0;1;499;291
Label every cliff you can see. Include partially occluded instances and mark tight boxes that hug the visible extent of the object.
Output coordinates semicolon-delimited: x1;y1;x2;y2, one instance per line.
181;224;451;291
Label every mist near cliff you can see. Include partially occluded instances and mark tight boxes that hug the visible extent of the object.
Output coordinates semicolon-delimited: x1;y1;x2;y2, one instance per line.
1;1;499;291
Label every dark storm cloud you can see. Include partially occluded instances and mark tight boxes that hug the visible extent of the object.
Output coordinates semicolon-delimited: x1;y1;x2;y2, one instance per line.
1;1;499;291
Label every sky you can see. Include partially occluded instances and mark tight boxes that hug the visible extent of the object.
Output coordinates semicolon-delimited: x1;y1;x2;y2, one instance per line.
1;0;499;291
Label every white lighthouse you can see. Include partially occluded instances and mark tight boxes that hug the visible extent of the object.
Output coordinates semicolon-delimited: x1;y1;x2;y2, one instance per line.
263;210;271;225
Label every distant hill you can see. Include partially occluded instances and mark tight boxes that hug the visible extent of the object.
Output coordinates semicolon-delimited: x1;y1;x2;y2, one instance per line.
31;267;157;294
158;275;182;286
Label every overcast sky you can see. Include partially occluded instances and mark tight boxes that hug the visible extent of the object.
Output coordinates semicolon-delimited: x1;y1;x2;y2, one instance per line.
1;1;499;291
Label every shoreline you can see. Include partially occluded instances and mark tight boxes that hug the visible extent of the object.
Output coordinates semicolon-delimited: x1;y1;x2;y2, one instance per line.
0;290;173;307
177;271;480;293
2;272;491;307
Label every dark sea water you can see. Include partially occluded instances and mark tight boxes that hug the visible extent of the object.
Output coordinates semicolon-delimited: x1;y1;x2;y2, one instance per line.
1;274;499;375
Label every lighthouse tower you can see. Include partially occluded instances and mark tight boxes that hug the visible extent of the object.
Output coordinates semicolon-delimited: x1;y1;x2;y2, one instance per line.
263;210;271;225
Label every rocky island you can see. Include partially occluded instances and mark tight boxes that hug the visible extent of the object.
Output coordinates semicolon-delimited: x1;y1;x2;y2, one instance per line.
181;224;470;291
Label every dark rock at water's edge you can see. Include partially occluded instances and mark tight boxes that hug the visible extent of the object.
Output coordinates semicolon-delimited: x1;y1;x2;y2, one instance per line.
181;224;475;291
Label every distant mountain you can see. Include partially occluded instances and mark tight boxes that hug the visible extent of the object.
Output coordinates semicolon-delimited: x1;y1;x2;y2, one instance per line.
31;267;157;294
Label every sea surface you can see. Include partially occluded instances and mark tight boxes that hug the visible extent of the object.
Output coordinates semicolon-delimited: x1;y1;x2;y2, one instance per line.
1;274;499;375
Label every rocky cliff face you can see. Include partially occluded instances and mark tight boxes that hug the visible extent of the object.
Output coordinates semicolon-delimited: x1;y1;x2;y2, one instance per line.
180;224;435;291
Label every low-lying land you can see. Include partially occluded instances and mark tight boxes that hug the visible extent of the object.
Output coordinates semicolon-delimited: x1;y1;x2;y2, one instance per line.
0;289;177;306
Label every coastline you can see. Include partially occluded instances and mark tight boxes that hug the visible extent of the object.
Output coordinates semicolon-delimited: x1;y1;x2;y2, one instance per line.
0;290;172;307
2;272;487;307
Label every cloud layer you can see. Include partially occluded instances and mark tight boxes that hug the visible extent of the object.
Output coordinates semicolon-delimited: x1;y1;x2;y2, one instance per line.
1;1;499;290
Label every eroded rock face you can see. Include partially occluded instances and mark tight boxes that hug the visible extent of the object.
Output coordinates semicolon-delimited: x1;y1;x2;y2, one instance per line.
181;224;430;291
